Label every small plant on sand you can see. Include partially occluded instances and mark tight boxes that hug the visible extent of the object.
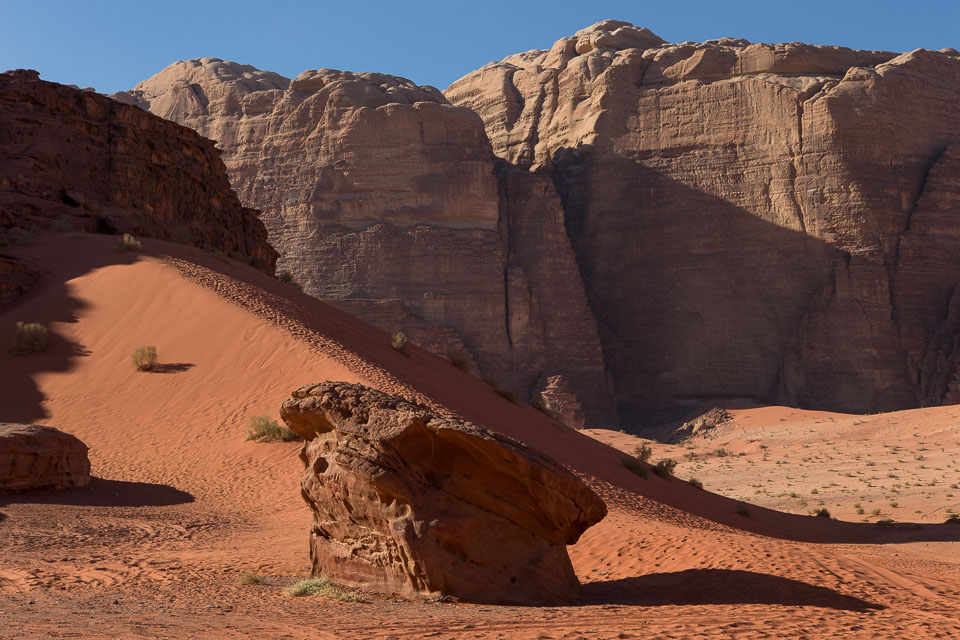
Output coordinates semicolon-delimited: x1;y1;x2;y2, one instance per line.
131;345;157;371
238;571;265;585
245;416;299;443
875;518;895;528
284;577;367;602
653;458;677;479
688;478;704;490
277;270;302;291
815;508;831;518
735;502;751;517
620;456;647;479
634;444;653;463
9;322;48;356
446;349;471;372
116;233;141;252
945;514;960;524
391;331;409;357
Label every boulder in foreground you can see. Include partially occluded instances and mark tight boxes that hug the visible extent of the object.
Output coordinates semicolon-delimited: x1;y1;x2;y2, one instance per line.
0;424;90;493
280;382;607;604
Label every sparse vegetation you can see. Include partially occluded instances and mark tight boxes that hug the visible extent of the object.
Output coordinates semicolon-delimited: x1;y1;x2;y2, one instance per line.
116;233;141;252
9;322;48;356
277;270;302;291
238;571;265;585
391;331;409;356
131;345;158;371
815;508;831;518
245;416;299;443
946;514;960;524
634;444;653;463
620;456;647;478
283;577;367;602
653;458;677;479
735;502;751;517
876;518;895;528
446;349;471;372
688;478;704;489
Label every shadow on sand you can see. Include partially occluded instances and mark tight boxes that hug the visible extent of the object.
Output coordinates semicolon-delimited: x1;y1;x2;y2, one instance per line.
0;478;194;508
146;362;195;374
582;569;885;612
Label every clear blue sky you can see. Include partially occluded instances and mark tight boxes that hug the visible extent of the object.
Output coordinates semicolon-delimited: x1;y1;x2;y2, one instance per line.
2;0;958;93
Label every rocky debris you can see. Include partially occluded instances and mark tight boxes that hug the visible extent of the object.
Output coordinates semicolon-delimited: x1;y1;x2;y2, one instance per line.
672;407;732;442
125;58;618;428
447;20;960;421
279;381;607;604
0;68;276;273
537;375;586;430
0;424;90;493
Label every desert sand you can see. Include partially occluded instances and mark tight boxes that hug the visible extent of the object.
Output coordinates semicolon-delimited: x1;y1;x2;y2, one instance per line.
2;233;959;639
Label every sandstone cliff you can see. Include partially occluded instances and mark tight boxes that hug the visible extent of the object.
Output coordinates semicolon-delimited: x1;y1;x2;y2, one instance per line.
123;59;617;427
280;382;606;604
447;20;960;421
0;69;276;277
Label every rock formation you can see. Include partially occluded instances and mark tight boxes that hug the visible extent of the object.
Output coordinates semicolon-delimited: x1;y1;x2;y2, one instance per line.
121;59;617;428
447;20;960;421
279;381;607;604
0;423;90;493
538;375;585;430
0;69;276;280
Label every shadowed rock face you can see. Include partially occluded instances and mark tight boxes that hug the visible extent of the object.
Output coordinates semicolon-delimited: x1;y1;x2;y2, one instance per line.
0;69;276;277
280;381;607;605
123;59;617;428
447;20;960;421
0;424;90;493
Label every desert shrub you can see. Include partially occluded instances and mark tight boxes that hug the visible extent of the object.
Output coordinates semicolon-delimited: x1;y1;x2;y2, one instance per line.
815;508;831;518
620;456;647;479
238;571;265;585
131;345;157;371
875;518;895;528
284;577;367;602
653;458;677;479
713;448;729;457
391;331;409;356
9;322;48;356
735;502;750;517
945;514;960;524
116;233;141;252
633;444;652;462
495;387;519;404
447;349;471;372
246;415;299;443
688;478;704;489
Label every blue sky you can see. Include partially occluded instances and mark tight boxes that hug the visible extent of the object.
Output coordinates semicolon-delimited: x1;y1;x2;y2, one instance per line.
2;1;958;93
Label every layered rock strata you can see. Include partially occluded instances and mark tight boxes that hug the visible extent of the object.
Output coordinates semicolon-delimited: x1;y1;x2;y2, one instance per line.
124;60;616;427
280;381;607;604
447;20;960;420
0;69;276;276
0;423;90;493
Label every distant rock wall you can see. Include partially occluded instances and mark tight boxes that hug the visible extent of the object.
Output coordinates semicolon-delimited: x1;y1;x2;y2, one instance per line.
447;20;960;421
125;59;617;427
0;69;276;276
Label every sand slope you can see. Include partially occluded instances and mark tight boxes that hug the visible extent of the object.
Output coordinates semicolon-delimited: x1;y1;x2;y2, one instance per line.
1;234;959;639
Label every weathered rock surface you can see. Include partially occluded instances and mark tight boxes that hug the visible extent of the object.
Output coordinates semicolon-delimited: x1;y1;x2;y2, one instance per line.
0;423;90;493
124;59;616;427
447;20;960;421
279;381;607;604
0;69;276;276
0;254;37;307
537;375;585;430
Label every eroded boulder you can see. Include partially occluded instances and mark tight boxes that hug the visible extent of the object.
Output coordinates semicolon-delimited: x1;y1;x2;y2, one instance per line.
280;382;606;604
0;424;90;493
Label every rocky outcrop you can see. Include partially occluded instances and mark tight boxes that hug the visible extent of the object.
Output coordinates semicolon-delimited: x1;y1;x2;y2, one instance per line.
279;381;607;604
537;375;585;430
124;59;616;427
447;20;960;421
0;424;90;493
0;254;37;307
0;69;276;274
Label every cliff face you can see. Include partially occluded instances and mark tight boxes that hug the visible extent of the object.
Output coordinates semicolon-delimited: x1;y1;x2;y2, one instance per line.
447;20;960;421
124;59;617;427
0;69;276;273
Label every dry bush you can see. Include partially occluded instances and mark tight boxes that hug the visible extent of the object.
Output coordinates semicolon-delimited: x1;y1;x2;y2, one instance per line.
653;458;677;479
620;456;647;479
447;349;471;371
116;233;141;252
283;577;367;602
391;331;409;356
246;416;299;443
238;571;265;585
9;322;48;356
633;444;653;462
131;345;157;371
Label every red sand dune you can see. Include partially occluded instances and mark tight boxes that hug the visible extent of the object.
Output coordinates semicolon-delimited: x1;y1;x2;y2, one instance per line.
1;233;959;639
